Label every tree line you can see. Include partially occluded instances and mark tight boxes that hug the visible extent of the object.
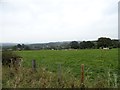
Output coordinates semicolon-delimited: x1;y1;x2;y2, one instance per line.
70;37;120;49
12;44;30;50
3;37;120;51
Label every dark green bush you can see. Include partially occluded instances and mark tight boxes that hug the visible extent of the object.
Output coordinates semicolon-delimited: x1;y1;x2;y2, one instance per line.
2;51;21;67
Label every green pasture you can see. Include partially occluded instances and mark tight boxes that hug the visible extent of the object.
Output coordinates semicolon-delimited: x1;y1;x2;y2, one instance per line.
16;49;118;77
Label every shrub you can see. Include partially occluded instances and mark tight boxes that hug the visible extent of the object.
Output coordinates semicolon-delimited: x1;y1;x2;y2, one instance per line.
2;51;22;67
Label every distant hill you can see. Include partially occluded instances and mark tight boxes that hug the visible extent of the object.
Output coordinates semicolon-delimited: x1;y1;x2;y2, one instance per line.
1;43;18;47
28;41;74;50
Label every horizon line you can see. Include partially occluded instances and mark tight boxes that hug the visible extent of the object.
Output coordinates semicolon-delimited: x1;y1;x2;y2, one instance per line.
0;38;119;44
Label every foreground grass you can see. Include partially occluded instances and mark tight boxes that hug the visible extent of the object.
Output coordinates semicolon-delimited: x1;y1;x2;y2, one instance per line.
2;66;118;88
2;49;118;88
3;66;80;88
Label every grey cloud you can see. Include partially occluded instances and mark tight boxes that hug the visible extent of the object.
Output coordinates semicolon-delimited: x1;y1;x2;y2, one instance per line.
0;0;118;43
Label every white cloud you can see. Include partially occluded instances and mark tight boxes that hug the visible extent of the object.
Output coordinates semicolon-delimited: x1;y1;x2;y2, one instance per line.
0;0;118;43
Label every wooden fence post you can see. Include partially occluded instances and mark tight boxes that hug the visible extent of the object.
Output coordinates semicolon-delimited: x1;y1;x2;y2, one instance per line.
32;60;37;72
58;64;62;87
81;64;85;88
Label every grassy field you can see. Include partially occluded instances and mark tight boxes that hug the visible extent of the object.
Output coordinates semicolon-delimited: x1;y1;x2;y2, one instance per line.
2;48;118;88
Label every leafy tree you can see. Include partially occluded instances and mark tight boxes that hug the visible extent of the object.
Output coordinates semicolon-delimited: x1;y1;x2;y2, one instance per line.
97;37;112;48
16;44;30;50
79;41;95;49
21;44;25;50
85;41;95;49
70;41;79;49
112;39;119;48
79;41;86;49
17;44;22;49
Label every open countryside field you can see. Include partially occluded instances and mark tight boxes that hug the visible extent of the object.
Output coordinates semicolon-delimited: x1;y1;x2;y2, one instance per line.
17;49;118;74
3;48;118;88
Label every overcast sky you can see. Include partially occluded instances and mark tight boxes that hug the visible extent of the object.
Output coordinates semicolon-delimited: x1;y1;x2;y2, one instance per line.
0;0;118;43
